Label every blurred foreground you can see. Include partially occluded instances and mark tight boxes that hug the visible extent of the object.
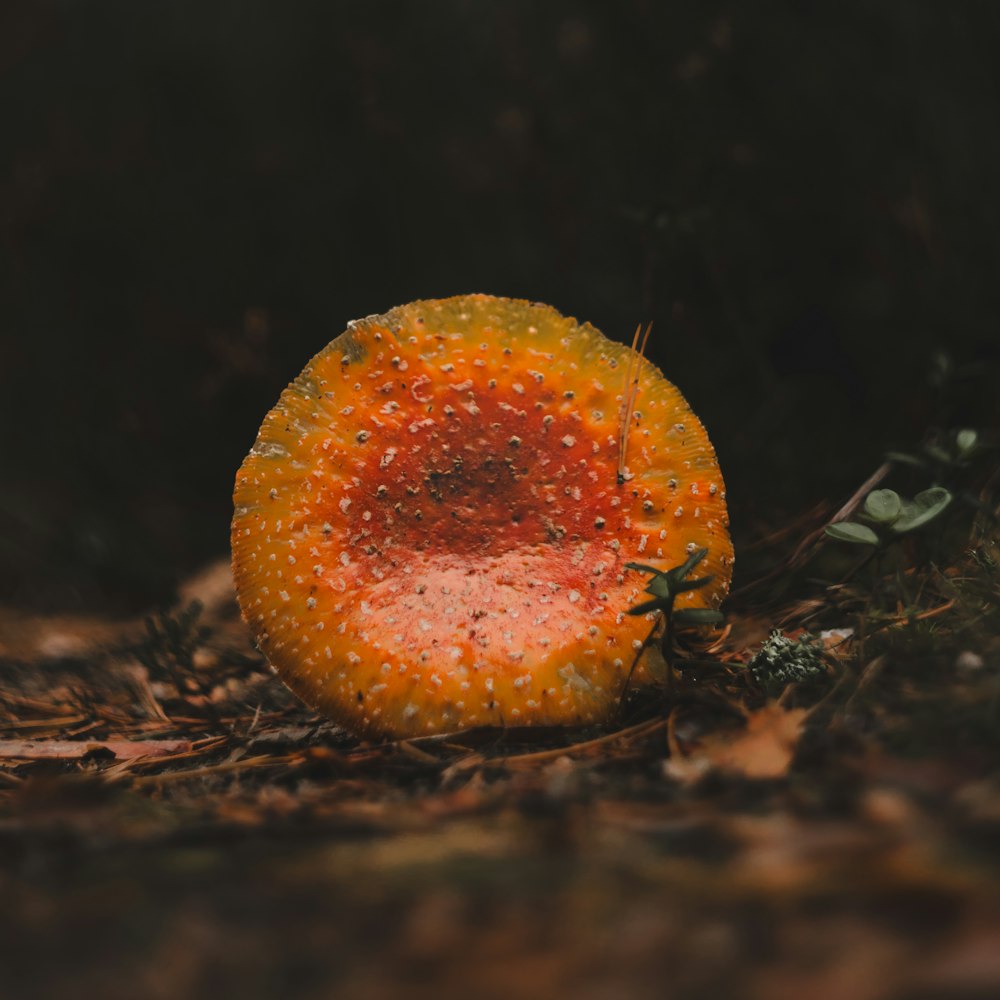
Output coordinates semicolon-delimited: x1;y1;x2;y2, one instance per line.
2;536;999;1000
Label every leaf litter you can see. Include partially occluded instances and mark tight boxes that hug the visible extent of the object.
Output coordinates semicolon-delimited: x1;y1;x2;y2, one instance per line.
1;495;999;1000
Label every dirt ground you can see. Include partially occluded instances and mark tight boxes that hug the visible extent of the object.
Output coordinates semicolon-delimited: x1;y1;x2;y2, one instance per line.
3;537;999;1000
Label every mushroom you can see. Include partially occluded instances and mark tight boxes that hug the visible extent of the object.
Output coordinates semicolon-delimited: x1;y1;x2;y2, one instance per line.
232;295;733;737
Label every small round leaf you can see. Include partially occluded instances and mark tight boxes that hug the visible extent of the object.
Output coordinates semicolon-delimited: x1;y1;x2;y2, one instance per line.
956;428;977;455
892;487;953;533
864;489;902;525
824;521;878;545
825;521;880;545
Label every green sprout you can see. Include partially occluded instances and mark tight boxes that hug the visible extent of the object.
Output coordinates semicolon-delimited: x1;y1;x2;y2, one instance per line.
887;427;982;475
624;548;724;685
888;428;995;523
824;486;954;611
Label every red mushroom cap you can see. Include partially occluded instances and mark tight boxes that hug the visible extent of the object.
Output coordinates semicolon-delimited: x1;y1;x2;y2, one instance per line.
232;295;732;737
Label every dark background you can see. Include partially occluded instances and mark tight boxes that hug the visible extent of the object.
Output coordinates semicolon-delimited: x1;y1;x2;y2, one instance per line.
2;0;998;614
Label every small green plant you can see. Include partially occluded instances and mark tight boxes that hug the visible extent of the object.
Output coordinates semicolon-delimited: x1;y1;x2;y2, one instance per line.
824;486;953;548
888;427;996;522
625;547;724;661
824;486;953;610
887;427;982;477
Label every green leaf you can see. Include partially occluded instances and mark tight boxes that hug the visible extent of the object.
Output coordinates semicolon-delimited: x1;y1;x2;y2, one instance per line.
824;521;880;545
627;597;669;616
886;451;927;469
672;608;725;627
923;443;953;465
956;428;978;455
664;547;709;583
891;487;952;534
626;548;713;601
864;489;902;525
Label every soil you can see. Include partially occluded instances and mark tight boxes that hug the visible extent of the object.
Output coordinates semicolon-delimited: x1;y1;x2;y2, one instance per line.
3;523;999;999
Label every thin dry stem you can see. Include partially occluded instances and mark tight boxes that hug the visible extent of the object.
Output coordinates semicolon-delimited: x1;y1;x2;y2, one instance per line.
500;716;667;768
617;321;653;483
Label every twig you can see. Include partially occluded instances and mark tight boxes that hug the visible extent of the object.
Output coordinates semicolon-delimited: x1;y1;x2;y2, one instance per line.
617;322;653;483
733;462;893;598
396;740;442;764
126;662;172;722
128;753;303;786
499;716;667;768
0;714;88;731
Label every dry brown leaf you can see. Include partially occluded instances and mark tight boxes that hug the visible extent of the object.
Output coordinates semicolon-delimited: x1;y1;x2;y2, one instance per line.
666;703;810;783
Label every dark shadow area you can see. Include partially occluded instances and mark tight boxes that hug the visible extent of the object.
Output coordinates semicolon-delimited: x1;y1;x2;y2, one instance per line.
2;0;998;613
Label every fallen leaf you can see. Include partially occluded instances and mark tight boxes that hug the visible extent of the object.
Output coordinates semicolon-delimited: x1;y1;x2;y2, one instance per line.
666;703;810;782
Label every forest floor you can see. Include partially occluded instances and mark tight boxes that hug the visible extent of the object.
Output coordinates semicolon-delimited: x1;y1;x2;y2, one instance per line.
2;506;999;1000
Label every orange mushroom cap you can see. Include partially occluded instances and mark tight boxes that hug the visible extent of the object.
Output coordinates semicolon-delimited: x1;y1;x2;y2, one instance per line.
232;295;733;737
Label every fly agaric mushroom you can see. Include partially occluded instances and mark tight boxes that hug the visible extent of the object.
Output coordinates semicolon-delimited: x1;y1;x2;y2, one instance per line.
232;295;732;737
